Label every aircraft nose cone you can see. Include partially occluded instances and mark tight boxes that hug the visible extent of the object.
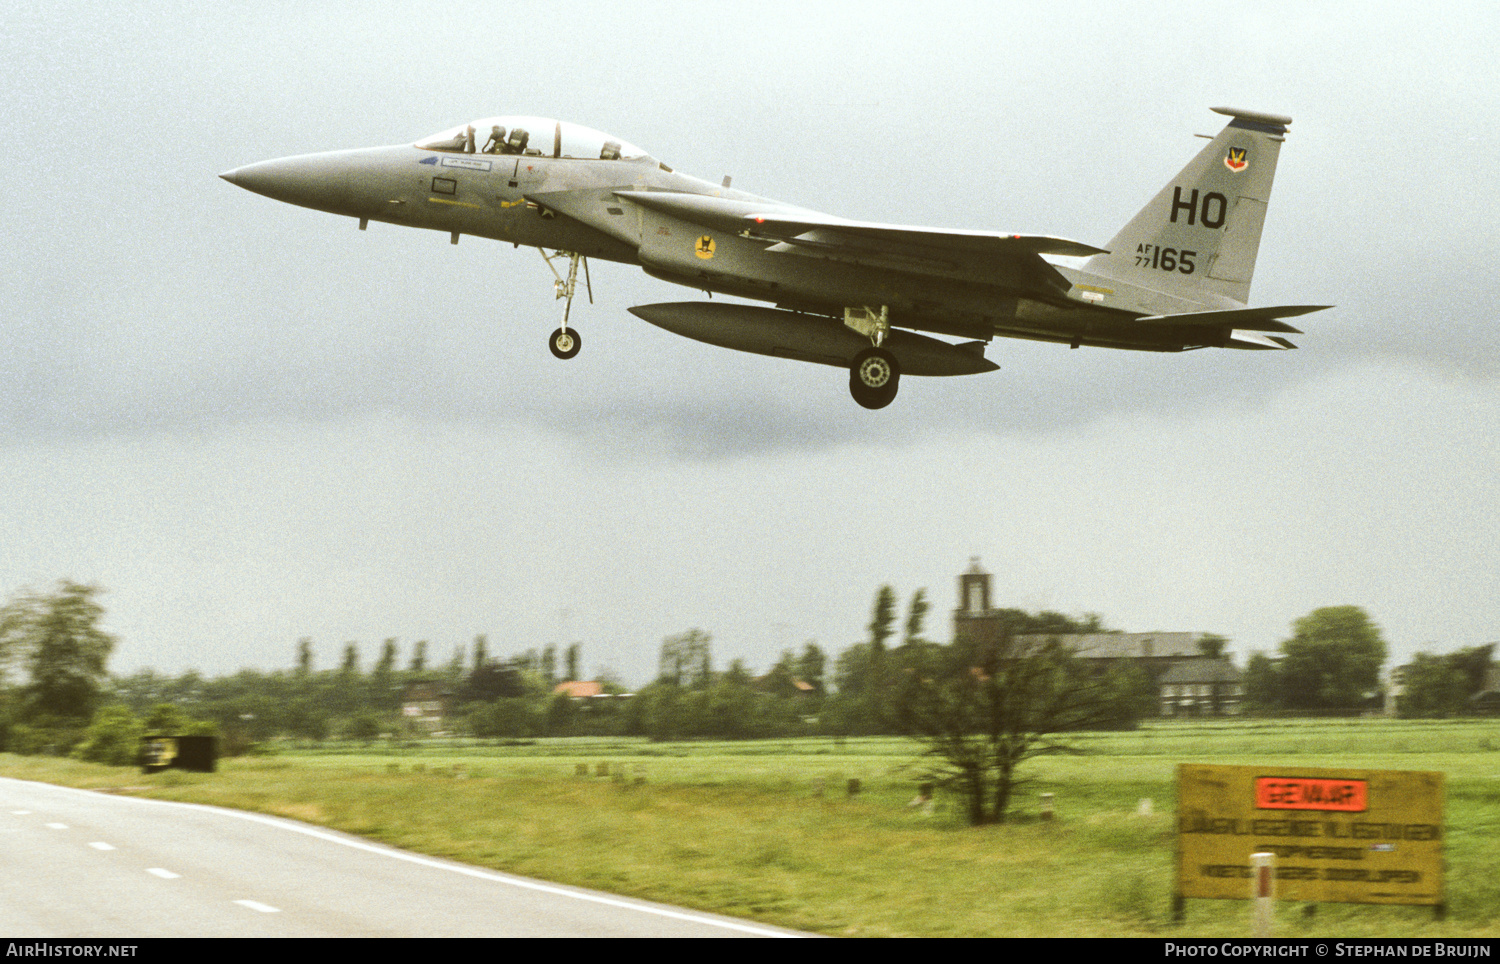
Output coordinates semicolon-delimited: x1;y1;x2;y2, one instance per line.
220;145;419;219
218;152;356;213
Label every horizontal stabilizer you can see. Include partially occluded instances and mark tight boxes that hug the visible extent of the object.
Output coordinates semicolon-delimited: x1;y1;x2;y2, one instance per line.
1136;304;1332;333
1227;331;1298;350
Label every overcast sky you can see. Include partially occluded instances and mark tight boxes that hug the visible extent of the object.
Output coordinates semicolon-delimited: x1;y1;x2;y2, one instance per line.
2;1;1497;686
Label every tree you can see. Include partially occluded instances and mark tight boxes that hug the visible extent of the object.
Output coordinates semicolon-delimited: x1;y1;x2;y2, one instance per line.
72;705;142;766
332;642;364;715
106;669;172;715
1197;634;1231;659
1;581;116;721
722;658;752;687
892;628;1140;825
1397;644;1495;718
284;700;331;741
868;585;897;668
1278;606;1387;710
762;650;803;699
565;643;581;682
143;702;192;735
344;711;381;742
833;642;871;696
796;642;826;695
195;668;293;747
593;667;627;694
1242;652;1283;711
544;691;578;734
868;585;897;649
1448;643;1496;700
468;697;540;739
822;642;883;733
903;589;930;648
985;608;1109;637
462;661;526;702
295;638;314;676
865;586;897;715
1396;653;1467;718
658;629;712;688
629;680;687;740
371;638;399;710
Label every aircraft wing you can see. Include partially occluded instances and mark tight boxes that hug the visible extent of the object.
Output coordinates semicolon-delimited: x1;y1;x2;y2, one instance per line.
612;190;1105;294
743;214;1106;258
1134;304;1334;334
611;190;777;234
745;213;1105;294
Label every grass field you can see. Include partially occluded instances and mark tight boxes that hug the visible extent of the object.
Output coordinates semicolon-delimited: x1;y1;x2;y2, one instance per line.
4;718;1498;937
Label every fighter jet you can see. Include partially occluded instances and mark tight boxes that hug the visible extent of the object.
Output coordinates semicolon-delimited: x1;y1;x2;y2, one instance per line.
221;107;1329;409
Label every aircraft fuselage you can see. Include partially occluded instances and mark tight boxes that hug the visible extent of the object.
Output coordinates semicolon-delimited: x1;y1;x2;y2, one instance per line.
230;143;1162;348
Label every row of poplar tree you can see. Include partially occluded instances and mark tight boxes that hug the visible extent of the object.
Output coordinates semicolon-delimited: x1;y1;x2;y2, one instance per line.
3;581;1115;753
2;581;1489;765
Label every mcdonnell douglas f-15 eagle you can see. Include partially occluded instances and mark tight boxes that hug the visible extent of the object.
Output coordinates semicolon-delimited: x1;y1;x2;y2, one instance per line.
221;107;1329;409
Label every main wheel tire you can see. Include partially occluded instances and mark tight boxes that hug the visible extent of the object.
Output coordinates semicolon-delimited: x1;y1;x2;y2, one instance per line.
849;347;900;409
549;327;581;359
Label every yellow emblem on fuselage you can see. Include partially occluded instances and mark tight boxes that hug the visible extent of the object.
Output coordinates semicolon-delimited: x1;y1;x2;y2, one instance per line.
694;235;715;259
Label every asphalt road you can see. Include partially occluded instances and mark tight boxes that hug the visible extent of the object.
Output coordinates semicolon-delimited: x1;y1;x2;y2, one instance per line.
0;776;804;938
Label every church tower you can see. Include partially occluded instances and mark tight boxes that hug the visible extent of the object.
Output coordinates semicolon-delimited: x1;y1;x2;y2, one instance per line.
957;556;990;616
953;557;1006;654
953;556;998;650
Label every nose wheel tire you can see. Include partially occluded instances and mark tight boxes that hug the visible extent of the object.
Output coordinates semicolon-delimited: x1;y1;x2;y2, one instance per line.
549;328;581;359
849;347;900;409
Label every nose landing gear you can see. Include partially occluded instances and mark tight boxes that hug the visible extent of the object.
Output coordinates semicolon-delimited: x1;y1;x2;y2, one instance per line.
549;327;581;359
541;249;591;359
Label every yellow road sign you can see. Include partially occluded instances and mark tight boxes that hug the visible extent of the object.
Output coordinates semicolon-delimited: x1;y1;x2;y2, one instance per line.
1178;764;1443;906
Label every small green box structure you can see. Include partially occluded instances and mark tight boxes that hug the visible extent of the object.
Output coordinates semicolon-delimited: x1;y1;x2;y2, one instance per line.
141;735;218;773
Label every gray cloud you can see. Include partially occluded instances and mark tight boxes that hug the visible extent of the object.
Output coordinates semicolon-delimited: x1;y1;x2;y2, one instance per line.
2;2;1497;684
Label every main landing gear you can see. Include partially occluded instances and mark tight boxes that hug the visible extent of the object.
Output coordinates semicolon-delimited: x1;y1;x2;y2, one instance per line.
541;249;590;359
844;306;900;409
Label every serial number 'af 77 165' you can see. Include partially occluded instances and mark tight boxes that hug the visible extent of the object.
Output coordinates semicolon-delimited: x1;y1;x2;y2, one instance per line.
221;108;1331;410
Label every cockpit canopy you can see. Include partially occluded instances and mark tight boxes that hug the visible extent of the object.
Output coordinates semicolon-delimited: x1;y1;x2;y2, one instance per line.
416;116;651;162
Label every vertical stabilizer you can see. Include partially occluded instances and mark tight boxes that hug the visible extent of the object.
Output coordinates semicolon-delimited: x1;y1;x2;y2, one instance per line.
1084;107;1292;306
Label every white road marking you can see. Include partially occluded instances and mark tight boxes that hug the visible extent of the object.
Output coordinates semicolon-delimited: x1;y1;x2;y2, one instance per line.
234;900;280;914
89;841;115;850
45;822;68;829
14;780;800;938
191;810;800;937
147;868;180;879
